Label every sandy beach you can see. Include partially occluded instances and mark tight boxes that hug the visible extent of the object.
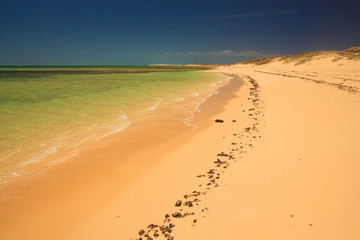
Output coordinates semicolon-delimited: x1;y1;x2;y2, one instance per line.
1;51;360;240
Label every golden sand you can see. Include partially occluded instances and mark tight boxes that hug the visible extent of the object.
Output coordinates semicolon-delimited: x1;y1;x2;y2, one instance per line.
1;54;359;240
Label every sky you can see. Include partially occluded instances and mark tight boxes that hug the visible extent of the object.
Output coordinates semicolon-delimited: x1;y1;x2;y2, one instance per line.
0;0;359;65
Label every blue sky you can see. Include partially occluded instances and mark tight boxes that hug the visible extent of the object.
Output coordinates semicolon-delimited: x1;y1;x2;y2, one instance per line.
0;0;359;65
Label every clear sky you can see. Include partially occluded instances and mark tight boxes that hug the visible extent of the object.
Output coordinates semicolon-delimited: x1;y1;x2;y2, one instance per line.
1;0;359;65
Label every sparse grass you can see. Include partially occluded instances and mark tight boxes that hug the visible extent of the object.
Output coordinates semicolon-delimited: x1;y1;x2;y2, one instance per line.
241;57;276;65
343;47;360;53
278;56;293;61
294;59;310;66
332;57;343;62
346;54;360;61
236;46;360;65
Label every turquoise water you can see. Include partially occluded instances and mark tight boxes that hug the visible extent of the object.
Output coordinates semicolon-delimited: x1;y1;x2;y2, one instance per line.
0;67;228;185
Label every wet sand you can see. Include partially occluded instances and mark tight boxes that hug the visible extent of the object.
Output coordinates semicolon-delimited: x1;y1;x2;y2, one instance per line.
0;75;242;240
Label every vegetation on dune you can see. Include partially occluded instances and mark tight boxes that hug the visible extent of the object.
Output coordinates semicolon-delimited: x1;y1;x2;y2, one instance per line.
241;57;277;65
337;47;360;61
343;47;360;53
237;46;360;66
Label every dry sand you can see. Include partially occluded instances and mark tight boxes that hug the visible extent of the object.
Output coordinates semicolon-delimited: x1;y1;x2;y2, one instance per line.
1;55;359;240
64;56;360;240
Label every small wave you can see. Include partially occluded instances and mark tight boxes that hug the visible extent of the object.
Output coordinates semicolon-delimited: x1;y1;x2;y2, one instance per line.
107;112;131;134
120;113;128;120
177;76;232;130
108;121;131;134
178;110;199;130
182;120;199;130
48;149;79;166
193;101;203;113
147;98;164;111
173;97;184;102
24;146;58;165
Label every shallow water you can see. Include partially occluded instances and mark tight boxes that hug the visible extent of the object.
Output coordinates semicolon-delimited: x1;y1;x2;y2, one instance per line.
0;67;228;186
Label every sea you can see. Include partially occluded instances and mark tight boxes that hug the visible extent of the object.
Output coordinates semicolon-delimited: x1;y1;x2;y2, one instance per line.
0;66;229;188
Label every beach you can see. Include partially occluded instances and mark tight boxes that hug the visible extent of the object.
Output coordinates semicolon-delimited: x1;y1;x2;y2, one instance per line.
1;53;360;240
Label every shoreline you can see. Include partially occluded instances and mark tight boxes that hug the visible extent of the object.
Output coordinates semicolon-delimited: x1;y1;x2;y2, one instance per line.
0;73;243;240
1;55;359;240
0;71;228;189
